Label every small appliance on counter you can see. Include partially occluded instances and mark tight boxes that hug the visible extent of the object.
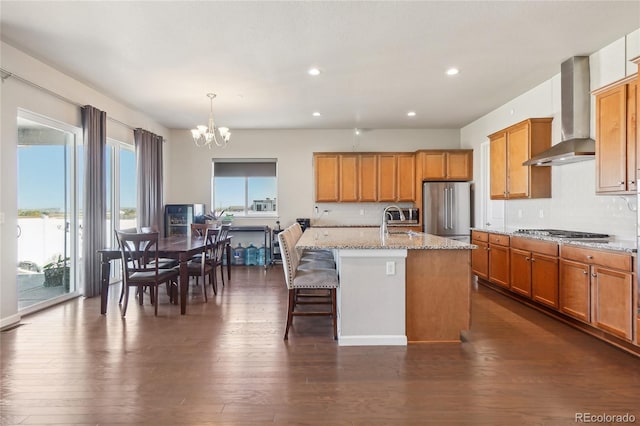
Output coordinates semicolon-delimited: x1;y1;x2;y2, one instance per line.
386;208;419;225
296;218;311;231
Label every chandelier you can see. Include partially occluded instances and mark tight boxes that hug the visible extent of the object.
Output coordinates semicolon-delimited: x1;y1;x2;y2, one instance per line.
191;93;231;148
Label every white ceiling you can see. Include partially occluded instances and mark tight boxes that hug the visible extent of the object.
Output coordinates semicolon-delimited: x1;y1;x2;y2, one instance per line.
1;1;639;131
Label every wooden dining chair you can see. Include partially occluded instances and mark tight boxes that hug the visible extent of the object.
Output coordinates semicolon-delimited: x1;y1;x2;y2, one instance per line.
212;224;230;289
186;227;217;299
115;230;180;317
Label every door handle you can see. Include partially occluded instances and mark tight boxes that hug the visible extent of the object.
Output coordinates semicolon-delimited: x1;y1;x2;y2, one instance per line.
443;188;449;230
448;187;454;230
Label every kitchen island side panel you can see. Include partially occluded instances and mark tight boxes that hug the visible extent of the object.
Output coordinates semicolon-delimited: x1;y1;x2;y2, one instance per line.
406;249;472;342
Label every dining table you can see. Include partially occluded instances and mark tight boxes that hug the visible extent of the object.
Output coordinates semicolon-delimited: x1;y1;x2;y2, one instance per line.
99;233;231;315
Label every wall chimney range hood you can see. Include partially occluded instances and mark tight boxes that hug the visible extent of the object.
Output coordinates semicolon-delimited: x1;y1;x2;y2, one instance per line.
523;56;595;166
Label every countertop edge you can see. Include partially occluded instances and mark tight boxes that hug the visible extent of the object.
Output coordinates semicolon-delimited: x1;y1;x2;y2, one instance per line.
471;228;636;254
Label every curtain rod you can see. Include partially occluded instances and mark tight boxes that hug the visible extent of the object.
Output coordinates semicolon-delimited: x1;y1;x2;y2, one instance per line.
1;67;136;131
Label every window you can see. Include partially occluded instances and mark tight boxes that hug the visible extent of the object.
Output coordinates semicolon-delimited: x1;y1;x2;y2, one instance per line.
106;139;137;247
212;159;277;217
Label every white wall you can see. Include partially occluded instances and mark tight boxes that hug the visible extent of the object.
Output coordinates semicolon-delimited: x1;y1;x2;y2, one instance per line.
0;41;169;327
165;128;460;228
461;29;640;241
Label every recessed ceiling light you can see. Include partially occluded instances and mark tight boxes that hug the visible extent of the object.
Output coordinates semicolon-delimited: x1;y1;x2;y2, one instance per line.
407;111;416;117
446;68;459;76
308;68;321;76
312;112;321;117
354;128;361;136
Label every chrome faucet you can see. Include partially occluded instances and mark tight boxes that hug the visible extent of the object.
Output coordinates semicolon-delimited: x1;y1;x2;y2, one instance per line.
381;205;405;238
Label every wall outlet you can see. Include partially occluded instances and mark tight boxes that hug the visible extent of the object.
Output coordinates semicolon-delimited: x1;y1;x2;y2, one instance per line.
323;209;329;216
359;209;365;216
386;261;395;275
539;209;544;218
517;209;522;218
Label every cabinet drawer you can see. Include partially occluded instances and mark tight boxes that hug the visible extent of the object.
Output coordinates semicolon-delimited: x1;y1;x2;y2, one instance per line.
561;245;632;271
511;237;558;256
471;230;488;242
489;233;510;246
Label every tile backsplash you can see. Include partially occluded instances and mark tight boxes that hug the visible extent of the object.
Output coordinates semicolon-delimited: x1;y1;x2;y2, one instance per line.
312;202;415;227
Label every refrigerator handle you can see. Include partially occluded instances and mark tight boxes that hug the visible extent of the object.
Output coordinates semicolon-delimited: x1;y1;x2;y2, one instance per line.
449;186;455;230
443;187;448;230
444;188;451;230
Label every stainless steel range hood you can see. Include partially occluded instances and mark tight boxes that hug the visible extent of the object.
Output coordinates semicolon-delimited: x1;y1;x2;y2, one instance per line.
523;56;595;166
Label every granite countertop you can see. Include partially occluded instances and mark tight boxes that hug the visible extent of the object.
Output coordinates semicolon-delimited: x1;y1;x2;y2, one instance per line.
471;227;637;254
297;227;476;250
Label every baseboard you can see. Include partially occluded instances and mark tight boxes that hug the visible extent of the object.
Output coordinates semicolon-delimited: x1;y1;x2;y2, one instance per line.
0;313;22;331
338;334;408;346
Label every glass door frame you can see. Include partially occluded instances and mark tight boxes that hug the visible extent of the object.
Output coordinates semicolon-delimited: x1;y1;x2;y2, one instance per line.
17;109;82;314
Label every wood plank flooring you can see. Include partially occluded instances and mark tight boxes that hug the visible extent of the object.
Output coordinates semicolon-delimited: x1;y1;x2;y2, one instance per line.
1;266;639;425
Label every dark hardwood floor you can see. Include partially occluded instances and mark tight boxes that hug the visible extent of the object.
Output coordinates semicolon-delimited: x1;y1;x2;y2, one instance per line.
1;265;639;425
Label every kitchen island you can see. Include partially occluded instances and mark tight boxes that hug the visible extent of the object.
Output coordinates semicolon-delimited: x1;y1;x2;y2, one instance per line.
296;227;475;346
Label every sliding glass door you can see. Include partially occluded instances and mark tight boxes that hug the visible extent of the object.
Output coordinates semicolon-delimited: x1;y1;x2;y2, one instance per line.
16;111;82;310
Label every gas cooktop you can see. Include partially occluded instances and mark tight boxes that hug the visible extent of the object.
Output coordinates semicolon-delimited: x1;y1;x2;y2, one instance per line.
516;229;610;239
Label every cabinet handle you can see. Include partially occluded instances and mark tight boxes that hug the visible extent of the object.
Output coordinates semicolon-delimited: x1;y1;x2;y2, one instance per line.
531;258;536;262
586;255;593;260
631;181;636;184
591;273;597;277
487;247;491;251
582;271;588;275
525;257;530;261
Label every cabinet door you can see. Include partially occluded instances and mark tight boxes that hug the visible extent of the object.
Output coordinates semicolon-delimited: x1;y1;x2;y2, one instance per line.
447;151;473;181
314;154;340;202
510;248;532;297
559;259;590;323
506;123;530;198
531;253;559;309
626;81;637;193
359;154;378;202
592;265;633;340
377;154;397;201
397;154;416;201
471;241;489;279
596;85;627;193
422;151;447;180
339;155;359;202
490;134;507;199
488;244;510;288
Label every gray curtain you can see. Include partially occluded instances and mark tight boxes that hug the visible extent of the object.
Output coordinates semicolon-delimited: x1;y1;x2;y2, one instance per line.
134;129;164;234
82;105;106;297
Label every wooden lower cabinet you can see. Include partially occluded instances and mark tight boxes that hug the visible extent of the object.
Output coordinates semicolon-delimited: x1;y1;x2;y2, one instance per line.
592;265;634;340
509;239;559;306
488;235;510;289
531;253;559;309
559;259;591;323
510;248;531;297
471;231;489;279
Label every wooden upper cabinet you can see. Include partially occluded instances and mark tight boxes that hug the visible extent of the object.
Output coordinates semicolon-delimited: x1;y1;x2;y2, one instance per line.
596;84;628;193
314;154;339;202
489;132;508;199
339;155;359;202
359;154;378;202
594;77;638;194
419;150;472;181
396;154;416;201
314;152;416;202
488;118;552;200
377;154;398;201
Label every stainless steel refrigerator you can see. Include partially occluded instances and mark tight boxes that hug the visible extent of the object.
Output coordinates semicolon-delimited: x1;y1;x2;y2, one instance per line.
422;182;472;242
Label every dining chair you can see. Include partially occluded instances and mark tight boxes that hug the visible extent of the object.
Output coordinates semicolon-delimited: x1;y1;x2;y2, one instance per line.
115;230;180;317
278;227;338;340
212;224;230;289
186;227;217;299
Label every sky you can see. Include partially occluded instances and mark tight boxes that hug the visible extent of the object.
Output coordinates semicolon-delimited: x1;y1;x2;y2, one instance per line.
18;145;137;211
213;177;277;211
